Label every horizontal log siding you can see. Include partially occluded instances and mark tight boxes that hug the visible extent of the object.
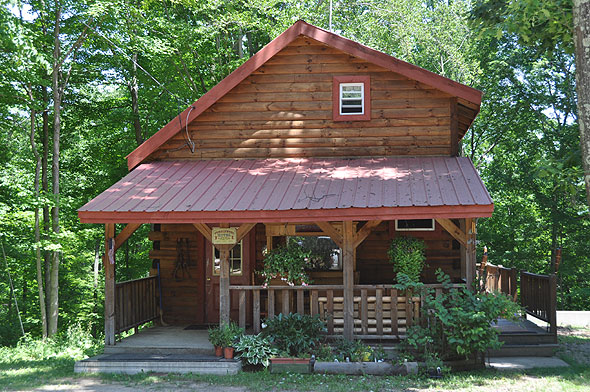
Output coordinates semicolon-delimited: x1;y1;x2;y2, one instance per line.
152;37;454;161
148;224;203;324
356;221;461;284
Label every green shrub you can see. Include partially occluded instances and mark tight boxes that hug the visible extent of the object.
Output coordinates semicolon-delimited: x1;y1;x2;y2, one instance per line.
261;313;326;357
332;338;374;362
208;326;224;347
260;237;311;286
388;236;426;283
404;270;522;360
234;334;278;367
209;322;244;348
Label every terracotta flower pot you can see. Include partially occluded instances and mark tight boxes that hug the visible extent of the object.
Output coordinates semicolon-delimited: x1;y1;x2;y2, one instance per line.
215;346;223;357
223;347;235;359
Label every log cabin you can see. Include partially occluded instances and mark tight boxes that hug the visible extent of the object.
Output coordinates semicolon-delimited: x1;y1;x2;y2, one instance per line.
78;20;492;345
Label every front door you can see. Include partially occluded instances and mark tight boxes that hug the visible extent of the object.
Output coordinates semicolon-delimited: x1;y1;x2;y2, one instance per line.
205;230;254;324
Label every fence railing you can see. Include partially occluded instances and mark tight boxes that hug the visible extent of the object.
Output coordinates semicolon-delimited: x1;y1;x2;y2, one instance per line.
520;271;557;335
479;263;518;300
115;275;159;334
229;283;463;339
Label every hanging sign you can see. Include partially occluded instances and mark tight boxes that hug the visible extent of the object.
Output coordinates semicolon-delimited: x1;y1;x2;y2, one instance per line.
212;227;237;245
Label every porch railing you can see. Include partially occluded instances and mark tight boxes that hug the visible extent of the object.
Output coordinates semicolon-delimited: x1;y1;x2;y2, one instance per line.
229;283;463;339
520;271;557;336
479;263;517;300
115;275;159;334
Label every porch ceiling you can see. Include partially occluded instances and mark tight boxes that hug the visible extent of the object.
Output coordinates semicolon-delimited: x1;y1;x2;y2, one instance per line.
78;157;493;224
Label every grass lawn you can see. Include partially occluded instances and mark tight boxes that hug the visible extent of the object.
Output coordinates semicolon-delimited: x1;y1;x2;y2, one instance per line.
1;327;589;391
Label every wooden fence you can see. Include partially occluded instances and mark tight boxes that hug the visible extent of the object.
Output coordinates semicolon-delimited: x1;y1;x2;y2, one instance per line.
521;271;557;335
229;283;462;339
115;276;159;334
479;263;518;300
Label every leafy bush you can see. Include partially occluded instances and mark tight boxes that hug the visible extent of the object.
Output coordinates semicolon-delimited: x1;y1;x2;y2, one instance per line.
261;313;326;357
388;236;426;283
332;338;374;362
404;270;522;361
234;334;278;367
260;237;311;286
208;326;224;347
0;323;101;362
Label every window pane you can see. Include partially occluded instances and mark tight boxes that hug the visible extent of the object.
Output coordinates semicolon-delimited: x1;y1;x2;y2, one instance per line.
342;85;362;92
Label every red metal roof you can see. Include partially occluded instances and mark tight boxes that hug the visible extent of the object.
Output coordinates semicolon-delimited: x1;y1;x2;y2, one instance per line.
125;20;483;170
78;157;493;224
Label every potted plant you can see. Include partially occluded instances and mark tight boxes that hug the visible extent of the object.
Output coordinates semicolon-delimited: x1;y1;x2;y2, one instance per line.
219;322;244;359
208;326;224;357
260;238;312;287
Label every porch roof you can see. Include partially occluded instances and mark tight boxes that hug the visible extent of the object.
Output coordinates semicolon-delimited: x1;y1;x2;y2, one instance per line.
78;157;493;224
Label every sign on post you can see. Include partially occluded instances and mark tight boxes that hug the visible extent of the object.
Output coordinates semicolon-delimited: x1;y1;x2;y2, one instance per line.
212;227;237;245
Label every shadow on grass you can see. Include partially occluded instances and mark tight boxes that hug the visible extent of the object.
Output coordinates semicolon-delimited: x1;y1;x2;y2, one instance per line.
0;358;77;391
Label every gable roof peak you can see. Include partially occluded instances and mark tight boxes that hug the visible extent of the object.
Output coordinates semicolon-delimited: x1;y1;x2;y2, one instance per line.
126;20;482;170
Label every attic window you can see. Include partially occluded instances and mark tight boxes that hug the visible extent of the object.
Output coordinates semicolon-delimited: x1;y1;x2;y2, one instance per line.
333;76;371;121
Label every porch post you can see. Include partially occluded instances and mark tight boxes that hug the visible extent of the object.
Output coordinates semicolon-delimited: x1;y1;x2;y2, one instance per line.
219;247;231;325
104;223;116;345
342;221;355;340
465;218;477;290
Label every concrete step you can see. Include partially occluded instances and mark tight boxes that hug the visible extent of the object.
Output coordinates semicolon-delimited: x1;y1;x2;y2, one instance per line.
499;333;556;345
488;343;559;357
75;354;241;375
103;346;215;355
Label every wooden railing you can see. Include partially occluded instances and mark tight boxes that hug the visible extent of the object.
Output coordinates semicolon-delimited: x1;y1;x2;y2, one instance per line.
230;283;463;339
520;271;557;335
115;276;159;334
479;263;517;300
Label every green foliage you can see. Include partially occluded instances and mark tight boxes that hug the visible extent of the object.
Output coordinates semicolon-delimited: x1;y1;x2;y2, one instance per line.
388;236;426;283
260;237;312;286
331;338;375;362
261;313;326;357
207;326;224;347
234;334;278;367
216;322;244;348
404;270;522;360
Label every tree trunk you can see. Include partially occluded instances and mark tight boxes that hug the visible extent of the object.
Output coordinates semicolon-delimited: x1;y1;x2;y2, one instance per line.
573;0;590;208
42;86;50;313
48;3;62;337
28;86;48;338
128;52;143;146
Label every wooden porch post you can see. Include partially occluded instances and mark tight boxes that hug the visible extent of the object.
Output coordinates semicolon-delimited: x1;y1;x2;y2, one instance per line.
219;245;231;326
342;221;355;340
104;223;115;346
465;218;477;290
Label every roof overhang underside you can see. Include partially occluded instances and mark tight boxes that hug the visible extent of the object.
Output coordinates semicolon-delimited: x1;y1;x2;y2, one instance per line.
78;157;493;224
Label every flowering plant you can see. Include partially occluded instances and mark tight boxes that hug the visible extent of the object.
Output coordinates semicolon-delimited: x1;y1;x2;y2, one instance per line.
260;237;311;286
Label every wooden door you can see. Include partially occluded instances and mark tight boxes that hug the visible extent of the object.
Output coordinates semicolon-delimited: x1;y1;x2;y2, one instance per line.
205;230;254;324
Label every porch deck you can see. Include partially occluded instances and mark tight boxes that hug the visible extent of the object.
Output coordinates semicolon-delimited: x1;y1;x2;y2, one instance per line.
104;325;214;355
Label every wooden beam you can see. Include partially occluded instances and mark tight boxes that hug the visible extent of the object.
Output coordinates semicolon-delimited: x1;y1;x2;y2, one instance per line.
450;97;459;156
465;218;476;290
192;223;212;242
342;220;355;340
236;223;256;243
435;218;467;246
104;223;115;346
113;223;142;252
353;220;382;248
315;221;343;248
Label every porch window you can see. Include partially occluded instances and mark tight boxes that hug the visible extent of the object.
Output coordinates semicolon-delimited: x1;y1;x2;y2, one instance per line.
395;219;435;231
333;75;371;121
289;236;342;271
212;240;243;276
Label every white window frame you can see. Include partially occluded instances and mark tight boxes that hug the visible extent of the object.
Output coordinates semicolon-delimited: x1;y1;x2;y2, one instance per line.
395;219;436;231
339;82;365;116
212;240;243;276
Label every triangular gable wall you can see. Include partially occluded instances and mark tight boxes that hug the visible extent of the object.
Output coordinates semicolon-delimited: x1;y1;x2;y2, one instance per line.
126;20;482;169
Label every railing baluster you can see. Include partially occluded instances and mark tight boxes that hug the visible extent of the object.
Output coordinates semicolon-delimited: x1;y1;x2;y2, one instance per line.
282;289;289;315
268;289;275;319
361;289;368;335
239;290;246;329
391;288;398;337
311;290;318;316
297;289;304;315
327;290;334;335
253;289;261;333
376;288;383;336
405;290;413;329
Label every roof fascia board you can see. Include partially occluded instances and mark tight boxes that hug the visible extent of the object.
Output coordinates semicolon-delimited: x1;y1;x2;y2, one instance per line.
78;204;494;224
